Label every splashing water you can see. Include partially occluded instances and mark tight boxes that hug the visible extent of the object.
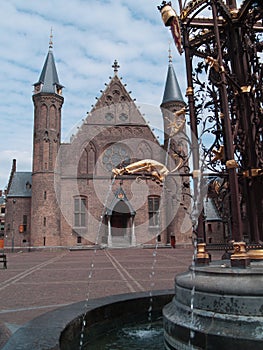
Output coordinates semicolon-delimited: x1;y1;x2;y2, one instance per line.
79;177;116;350
86;318;164;350
148;241;158;325
148;136;173;325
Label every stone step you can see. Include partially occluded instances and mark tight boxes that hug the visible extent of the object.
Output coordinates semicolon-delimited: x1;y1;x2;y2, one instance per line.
111;237;131;248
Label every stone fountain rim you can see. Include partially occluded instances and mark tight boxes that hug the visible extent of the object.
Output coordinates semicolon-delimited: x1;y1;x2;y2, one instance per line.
2;289;173;350
176;260;263;296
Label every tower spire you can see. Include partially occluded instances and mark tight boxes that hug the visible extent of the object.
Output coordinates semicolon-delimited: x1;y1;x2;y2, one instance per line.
33;31;63;95
161;48;184;105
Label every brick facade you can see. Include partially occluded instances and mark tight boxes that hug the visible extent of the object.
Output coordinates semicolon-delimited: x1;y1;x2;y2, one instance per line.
5;53;193;248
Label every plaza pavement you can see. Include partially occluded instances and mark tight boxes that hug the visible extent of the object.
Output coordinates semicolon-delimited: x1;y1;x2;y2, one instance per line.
0;246;223;348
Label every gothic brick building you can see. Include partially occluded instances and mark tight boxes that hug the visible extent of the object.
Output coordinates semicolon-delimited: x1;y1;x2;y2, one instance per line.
4;43;192;249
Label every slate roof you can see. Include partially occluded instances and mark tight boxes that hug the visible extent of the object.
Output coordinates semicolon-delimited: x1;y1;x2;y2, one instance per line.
162;62;184;104
7;172;32;198
34;49;62;93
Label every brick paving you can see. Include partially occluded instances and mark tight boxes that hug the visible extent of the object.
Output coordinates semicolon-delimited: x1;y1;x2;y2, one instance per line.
0;247;223;348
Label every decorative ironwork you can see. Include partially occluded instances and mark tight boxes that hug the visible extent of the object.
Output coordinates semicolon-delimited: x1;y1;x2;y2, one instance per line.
159;0;263;243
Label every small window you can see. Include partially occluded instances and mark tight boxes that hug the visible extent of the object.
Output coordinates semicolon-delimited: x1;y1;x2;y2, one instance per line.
77;236;82;244
44;217;46;226
148;196;160;227
74;197;86;227
23;215;27;232
44;191;47;200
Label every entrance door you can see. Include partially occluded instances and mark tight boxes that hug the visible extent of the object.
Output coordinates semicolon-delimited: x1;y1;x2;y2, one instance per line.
111;201;130;237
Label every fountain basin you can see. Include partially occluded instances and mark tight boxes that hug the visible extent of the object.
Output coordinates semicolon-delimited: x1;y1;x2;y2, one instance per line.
163;260;263;350
2;290;173;350
4;261;263;349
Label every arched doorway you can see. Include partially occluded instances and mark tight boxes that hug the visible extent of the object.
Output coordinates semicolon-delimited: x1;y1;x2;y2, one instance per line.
111;201;131;238
105;186;136;247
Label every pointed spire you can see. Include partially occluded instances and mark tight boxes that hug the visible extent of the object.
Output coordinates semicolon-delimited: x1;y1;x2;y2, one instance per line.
33;31;63;95
161;48;184;104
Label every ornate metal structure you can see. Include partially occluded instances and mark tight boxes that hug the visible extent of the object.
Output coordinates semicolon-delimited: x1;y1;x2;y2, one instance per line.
159;0;263;243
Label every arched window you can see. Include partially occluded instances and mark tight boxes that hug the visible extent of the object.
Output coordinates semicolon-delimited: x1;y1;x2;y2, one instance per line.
87;142;96;174
40;104;48;129
49;105;57;130
78;149;88;175
78;143;96;175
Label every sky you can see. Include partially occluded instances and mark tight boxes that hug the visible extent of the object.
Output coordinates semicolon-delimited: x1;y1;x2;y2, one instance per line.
0;0;188;190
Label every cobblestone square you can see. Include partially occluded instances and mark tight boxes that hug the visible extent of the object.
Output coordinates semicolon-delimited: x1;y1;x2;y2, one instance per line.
0;247;222;348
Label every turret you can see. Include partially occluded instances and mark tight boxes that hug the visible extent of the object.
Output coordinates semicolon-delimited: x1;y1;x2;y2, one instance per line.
161;50;190;245
161;50;185;150
31;32;64;246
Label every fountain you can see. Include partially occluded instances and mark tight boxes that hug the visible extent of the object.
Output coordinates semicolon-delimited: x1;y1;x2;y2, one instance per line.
158;1;263;349
163;243;263;349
